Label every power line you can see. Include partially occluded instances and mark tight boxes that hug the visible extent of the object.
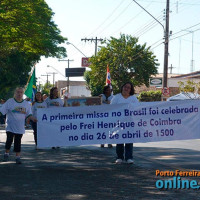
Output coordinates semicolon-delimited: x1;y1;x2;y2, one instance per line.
135;16;163;37
87;0;125;37
149;22;200;44
147;23;200;49
173;0;200;14
150;38;163;47
96;1;134;36
132;0;169;88
182;38;200;45
169;22;200;37
131;0;176;38
133;0;164;30
136;0;200;6
111;1;153;35
151;41;163;50
131;10;164;37
170;28;200;42
131;0;189;39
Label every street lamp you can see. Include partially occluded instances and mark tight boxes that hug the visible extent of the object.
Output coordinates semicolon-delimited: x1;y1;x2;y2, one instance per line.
66;42;88;58
133;0;170;88
47;65;66;79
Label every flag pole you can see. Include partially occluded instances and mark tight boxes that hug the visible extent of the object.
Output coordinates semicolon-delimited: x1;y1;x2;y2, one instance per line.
24;64;36;90
106;64;113;94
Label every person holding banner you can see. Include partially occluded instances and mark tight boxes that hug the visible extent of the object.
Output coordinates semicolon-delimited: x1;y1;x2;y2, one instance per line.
45;87;64;149
0;99;6;125
31;91;47;147
0;87;37;164
45;87;64;108
111;82;139;164
100;85;113;148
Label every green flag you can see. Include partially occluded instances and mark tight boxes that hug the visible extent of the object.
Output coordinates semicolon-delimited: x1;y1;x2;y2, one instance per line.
25;68;37;101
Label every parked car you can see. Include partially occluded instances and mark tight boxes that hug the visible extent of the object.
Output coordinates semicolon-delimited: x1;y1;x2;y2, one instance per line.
167;92;200;101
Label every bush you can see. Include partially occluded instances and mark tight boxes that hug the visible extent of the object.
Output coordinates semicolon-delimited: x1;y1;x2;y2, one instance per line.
137;90;162;102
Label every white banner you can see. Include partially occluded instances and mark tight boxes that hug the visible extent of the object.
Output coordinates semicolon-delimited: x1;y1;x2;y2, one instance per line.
37;100;200;148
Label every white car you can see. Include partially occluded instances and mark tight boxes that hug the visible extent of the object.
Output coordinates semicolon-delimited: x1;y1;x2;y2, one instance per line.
167;92;200;101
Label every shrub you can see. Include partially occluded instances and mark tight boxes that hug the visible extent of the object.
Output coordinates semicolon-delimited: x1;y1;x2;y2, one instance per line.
137;90;162;102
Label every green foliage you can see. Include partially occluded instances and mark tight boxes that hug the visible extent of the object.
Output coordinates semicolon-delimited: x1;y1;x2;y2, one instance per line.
84;70;103;96
0;50;33;99
40;82;53;96
84;34;159;95
178;80;200;93
0;0;67;57
137;90;162;102
0;0;67;98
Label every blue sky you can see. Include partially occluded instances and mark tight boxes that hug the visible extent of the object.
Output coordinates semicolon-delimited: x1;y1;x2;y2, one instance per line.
36;0;200;85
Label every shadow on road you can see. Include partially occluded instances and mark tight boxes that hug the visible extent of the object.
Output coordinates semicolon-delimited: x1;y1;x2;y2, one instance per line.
0;143;200;200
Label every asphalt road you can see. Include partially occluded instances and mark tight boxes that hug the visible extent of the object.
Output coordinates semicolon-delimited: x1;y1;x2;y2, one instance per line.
1;129;200;200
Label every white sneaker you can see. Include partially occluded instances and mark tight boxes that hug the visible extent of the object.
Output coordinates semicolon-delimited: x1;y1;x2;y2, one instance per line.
115;159;123;164
126;159;134;164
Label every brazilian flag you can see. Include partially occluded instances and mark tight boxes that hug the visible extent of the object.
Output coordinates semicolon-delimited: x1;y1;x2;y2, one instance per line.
25;68;37;102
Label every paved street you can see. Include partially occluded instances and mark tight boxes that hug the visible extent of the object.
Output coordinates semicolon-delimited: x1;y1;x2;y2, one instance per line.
1;129;200;200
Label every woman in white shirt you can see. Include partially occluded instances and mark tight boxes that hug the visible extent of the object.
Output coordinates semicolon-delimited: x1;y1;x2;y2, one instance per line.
45;87;64;108
31;91;47;147
111;82;139;164
0;87;37;164
45;87;64;149
100;85;113;148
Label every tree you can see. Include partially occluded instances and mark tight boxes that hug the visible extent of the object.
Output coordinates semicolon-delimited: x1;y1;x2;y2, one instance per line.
84;34;159;96
0;0;67;99
178;80;200;93
40;82;53;96
0;50;34;99
0;0;66;57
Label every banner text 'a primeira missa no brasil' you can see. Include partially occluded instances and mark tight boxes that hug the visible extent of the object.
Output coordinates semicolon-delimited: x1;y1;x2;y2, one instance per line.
37;100;200;148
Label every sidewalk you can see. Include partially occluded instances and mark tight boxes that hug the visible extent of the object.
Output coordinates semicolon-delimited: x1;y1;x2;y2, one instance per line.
0;130;200;200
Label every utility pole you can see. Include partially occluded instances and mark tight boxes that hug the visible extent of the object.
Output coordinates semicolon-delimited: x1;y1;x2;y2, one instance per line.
132;0;170;88
41;74;51;87
163;0;170;88
59;59;74;93
81;37;103;56
191;31;194;72
47;72;58;87
169;64;175;74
